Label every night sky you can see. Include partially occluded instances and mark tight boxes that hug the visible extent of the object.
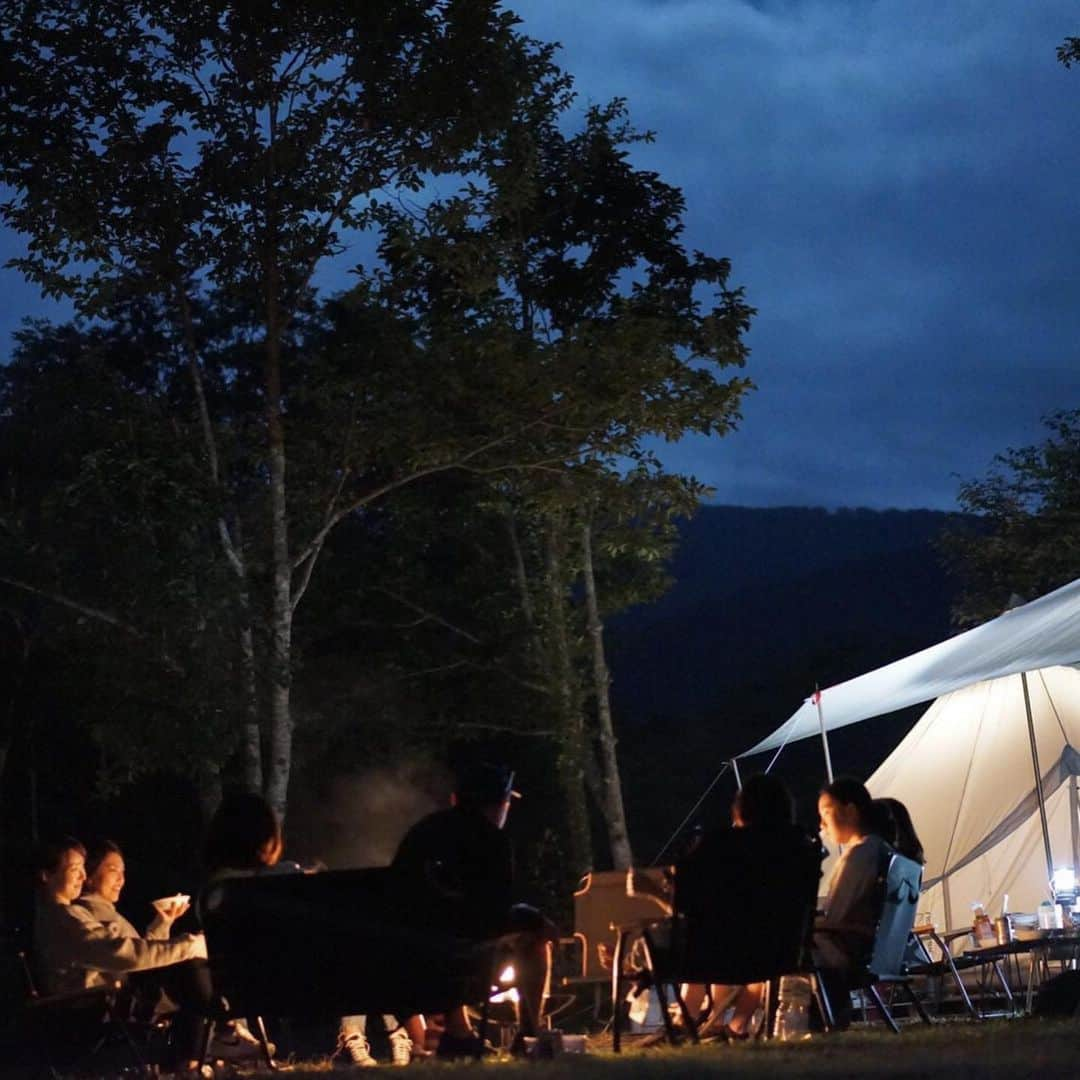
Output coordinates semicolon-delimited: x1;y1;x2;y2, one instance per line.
3;1;1079;511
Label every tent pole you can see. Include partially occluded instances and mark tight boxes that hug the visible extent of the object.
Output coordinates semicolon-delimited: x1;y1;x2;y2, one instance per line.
730;758;742;791
1021;671;1055;884
1070;774;1079;874
814;686;834;784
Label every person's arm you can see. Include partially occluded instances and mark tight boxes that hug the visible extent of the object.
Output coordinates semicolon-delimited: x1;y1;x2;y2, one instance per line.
57;904;206;974
145;895;192;939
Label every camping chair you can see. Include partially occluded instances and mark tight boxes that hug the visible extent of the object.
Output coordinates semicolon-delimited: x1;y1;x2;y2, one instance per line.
610;828;825;1050
557;868;673;1022
817;852;931;1033
200;867;505;1065
7;924;152;1078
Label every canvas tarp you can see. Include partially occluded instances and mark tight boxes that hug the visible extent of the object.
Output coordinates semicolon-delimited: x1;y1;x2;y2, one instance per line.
865;666;1080;929
738;577;1080;759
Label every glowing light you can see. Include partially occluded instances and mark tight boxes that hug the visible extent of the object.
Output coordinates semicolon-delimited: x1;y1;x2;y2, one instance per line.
489;964;519;1004
1052;867;1076;895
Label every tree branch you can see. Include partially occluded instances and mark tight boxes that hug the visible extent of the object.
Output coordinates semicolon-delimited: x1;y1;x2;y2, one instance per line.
454;723;556;738
171;282;246;580
0;575;185;676
290;466;351;613
370;587;482;644
290;431;522;572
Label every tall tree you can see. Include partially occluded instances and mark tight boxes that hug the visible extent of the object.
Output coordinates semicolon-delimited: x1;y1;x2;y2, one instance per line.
0;0;569;816
941;409;1080;625
1;3;753;835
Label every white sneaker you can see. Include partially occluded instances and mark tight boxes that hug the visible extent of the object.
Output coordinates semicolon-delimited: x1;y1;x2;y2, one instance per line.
341;1032;378;1067
389;1029;413;1067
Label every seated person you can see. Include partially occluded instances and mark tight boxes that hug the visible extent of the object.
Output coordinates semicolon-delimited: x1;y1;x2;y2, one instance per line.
815;777;895;1027
392;763;556;1058
33;836;210;1073
203;791;421;1067
203;790;301;884
675;773;821;1037
870;797;925;865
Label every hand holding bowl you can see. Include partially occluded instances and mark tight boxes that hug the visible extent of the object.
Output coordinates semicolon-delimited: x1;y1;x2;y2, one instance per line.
151;893;191;920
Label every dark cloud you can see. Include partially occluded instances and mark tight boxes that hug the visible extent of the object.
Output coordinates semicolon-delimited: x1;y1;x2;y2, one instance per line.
4;1;1080;510
513;0;1080;508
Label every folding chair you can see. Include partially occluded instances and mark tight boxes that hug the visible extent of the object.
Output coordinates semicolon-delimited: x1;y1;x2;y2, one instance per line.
611;827;825;1050
8;925;151;1078
817;852;932;1033
200;867;506;1065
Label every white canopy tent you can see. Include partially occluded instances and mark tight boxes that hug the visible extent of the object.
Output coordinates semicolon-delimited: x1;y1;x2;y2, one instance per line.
866;666;1080;929
740;576;1080;759
736;577;1080;928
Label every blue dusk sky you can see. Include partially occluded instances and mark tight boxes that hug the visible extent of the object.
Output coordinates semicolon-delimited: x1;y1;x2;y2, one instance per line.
2;1;1078;511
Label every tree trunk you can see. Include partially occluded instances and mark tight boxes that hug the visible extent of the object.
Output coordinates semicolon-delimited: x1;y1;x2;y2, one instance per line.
581;519;634;869
262;329;293;821
544;520;592;877
505;510;535;627
261;98;293;824
196;761;223;823
238;619;263;793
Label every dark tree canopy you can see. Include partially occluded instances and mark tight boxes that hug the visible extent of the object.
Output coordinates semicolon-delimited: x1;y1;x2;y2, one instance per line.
0;0;753;877
942;410;1080;626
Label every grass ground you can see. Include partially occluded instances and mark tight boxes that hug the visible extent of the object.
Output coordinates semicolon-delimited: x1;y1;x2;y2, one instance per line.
267;1019;1080;1080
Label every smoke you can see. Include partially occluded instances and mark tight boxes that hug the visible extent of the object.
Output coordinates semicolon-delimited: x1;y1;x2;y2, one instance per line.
286;760;450;870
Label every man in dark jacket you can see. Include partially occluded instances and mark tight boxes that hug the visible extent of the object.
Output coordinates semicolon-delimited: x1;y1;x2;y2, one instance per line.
392;764;553;1058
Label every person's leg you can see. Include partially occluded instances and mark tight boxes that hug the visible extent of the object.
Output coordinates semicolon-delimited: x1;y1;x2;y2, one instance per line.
513;934;552;1038
403;1013;427;1053
149;959;216;1071
442;1005;473;1040
725;984;764;1035
695;984;740;1033
681;983;708;1022
338;1015;376;1067
384;1015;413;1066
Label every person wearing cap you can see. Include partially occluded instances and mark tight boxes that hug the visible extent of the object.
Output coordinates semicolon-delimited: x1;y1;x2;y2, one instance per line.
391;763;553;1059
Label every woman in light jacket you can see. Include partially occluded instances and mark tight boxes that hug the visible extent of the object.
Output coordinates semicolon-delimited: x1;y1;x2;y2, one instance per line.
34;836;210;1073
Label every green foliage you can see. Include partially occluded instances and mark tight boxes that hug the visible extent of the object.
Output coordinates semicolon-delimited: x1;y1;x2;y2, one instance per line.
942;410;1080;626
0;1;754;844
0;318;243;787
1;0;558;315
1058;35;1080;68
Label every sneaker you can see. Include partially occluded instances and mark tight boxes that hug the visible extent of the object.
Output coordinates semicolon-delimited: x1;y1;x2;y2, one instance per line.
340;1032;378;1067
209;1020;273;1062
388;1029;413;1067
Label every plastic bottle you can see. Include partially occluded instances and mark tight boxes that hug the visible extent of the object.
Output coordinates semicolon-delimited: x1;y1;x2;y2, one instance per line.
1038;899;1056;931
773;974;811;1040
971;903;995;945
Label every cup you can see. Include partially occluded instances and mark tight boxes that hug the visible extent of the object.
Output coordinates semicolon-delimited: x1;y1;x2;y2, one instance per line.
994;915;1013;945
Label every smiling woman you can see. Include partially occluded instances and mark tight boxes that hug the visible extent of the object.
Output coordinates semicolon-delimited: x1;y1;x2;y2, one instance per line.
32;836;217;1072
77;839;188;943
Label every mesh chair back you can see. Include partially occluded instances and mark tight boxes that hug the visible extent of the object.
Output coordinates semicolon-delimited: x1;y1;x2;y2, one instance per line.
200;867;494;1021
670;826;823;986
867;853;923;979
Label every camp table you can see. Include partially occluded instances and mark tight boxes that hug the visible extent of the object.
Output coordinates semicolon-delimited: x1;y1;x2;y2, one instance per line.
962;931;1080;1012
